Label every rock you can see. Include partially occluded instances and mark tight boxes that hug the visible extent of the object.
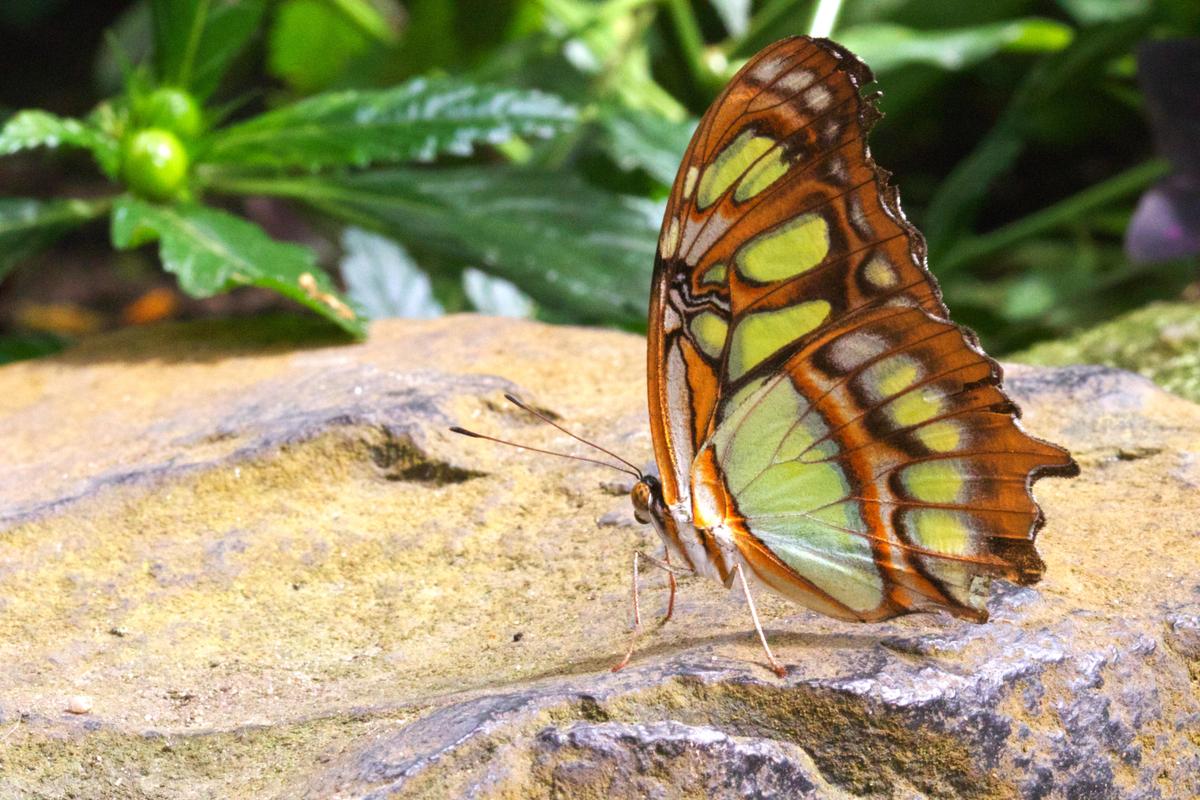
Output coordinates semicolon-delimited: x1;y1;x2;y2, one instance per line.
0;315;1197;799
1014;301;1200;404
65;695;93;715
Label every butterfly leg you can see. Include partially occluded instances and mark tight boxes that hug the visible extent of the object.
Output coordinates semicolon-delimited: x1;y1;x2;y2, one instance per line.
612;550;689;672
662;549;677;623
724;563;787;678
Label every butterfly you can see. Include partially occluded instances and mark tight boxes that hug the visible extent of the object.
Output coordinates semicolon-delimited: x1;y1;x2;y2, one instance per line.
456;35;1078;676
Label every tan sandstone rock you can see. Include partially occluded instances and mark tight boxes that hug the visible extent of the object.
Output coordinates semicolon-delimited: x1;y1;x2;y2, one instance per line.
0;314;1197;799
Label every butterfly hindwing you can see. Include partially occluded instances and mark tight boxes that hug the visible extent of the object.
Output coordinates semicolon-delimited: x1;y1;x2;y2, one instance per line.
648;36;1077;621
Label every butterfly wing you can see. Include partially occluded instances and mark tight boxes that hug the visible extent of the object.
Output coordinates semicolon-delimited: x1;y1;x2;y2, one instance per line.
647;36;1078;622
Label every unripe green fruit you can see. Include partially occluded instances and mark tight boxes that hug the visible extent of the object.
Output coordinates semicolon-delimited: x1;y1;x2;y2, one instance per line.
122;129;189;201
140;87;203;139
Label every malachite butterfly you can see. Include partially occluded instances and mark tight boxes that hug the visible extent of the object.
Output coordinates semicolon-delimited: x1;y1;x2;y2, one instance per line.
457;36;1078;676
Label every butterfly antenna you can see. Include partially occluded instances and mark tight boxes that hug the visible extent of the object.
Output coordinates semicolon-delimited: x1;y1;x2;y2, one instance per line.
450;426;641;479
500;393;645;478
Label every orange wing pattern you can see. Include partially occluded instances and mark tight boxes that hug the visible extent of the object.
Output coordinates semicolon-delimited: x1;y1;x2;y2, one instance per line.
647;37;1077;621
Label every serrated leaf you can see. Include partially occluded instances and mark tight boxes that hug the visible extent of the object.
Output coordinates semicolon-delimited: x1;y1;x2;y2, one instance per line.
110;196;364;336
199;79;578;170
462;267;534;318
224;168;658;326
0;110;121;177
837;19;1074;74
151;0;266;100
599;106;696;185
340;227;443;319
0;197;107;280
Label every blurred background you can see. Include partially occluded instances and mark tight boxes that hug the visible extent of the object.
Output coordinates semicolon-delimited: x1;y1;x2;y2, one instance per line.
1;0;1198;369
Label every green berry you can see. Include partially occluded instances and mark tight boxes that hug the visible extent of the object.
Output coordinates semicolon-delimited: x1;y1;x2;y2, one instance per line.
140;87;203;139
122;129;189;201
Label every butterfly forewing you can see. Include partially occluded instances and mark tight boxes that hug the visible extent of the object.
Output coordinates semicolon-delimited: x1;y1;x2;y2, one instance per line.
648;36;1077;622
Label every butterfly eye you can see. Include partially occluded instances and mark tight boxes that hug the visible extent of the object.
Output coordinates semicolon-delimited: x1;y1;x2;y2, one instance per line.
631;482;653;524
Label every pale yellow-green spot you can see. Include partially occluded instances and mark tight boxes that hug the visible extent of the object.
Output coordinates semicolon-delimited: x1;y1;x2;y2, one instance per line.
689;311;728;359
863;254;898;289
861;355;920;400
901;460;966;504
682;164;699;200
890;388;945;427
728;300;831;379
735;214;830;282
706;379;884;614
701;263;727;285
734;145;789;202
908;509;972;556
697;131;776;209
917;420;961;452
659;216;681;259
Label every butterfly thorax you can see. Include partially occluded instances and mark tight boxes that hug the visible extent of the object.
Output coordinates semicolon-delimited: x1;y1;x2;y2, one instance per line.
631;474;733;582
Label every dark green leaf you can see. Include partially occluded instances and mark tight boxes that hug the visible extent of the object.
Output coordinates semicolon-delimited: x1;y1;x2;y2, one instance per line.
340;226;443;319
837;19;1074;73
0;110;121;178
0;331;67;365
0;197;107;281
922;19;1149;258
110;196;365;337
199;78;578;170
215;168;659;326
599;106;696;185
151;0;266;99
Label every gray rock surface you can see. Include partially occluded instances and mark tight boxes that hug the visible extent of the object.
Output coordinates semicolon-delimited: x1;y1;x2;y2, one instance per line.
0;316;1197;799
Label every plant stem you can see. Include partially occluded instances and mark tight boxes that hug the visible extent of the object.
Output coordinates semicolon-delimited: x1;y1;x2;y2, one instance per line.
664;0;717;94
937;158;1169;274
808;0;843;38
176;0;211;88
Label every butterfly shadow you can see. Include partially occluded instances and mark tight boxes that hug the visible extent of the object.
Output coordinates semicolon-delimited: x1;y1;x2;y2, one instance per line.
521;623;948;682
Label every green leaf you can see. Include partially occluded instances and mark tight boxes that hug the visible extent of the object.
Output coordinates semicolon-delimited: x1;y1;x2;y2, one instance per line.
151;0;267;99
326;0;400;44
199;78;578;171
267;0;373;94
0;332;67;365
0;110;121;178
1055;0;1146;24
211;168;659;326
599;106;696;185
340;227;443;319
0;197;107;281
922;19;1148;258
837;19;1074;74
110;196;364;337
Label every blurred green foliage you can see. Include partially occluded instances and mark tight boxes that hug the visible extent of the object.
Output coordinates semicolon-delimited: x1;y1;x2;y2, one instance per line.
1;0;1198;360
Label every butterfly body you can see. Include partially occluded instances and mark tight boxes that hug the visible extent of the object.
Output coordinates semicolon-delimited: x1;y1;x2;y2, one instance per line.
631;35;1078;640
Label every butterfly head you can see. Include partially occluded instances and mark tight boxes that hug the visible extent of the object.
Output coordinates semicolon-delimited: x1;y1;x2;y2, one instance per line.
631;475;666;526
